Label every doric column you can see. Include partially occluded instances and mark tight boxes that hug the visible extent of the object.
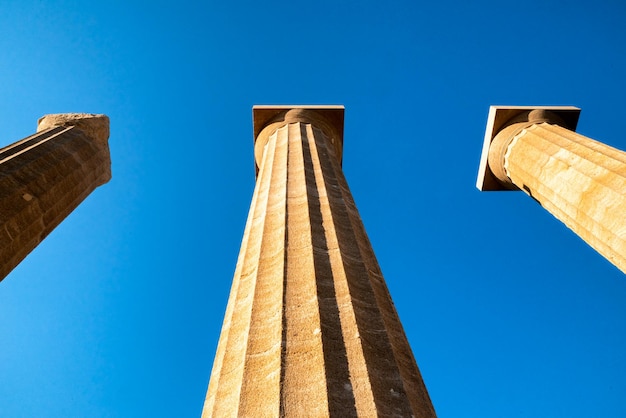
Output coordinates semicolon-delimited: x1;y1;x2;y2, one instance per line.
0;113;111;281
477;106;626;273
203;106;436;417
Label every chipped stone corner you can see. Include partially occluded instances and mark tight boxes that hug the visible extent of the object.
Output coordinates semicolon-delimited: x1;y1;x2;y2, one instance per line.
37;113;110;146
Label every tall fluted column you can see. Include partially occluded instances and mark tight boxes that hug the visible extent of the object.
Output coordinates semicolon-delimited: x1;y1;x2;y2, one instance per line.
477;106;626;273
0;113;111;281
203;106;436;417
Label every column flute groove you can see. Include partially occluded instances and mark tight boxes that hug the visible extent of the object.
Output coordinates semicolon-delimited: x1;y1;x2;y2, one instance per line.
505;125;626;194
282;122;329;416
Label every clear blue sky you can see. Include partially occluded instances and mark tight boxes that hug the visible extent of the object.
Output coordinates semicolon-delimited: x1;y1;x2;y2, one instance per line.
1;0;625;416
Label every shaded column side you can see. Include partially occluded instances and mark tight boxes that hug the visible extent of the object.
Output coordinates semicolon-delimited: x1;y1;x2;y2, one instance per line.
204;121;436;417
503;123;626;272
0;124;111;281
303;123;375;416
313;124;437;417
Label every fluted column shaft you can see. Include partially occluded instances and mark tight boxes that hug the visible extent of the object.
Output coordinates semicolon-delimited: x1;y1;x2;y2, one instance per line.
0;114;111;281
488;114;626;273
203;108;436;417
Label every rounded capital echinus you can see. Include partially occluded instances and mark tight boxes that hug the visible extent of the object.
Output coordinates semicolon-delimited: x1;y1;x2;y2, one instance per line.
487;110;566;189
254;108;343;170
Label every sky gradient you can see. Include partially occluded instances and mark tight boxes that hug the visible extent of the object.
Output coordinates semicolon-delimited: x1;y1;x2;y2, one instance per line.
1;0;625;416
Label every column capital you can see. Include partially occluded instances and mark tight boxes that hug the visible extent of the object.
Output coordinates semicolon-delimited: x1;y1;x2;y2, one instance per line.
37;113;110;146
476;106;580;191
252;105;344;174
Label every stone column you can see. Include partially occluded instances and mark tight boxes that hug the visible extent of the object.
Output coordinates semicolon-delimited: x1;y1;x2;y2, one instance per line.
203;106;436;417
477;106;626;273
0;113;111;281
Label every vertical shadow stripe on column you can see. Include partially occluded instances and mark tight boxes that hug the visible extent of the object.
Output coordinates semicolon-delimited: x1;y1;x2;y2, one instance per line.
300;123;358;417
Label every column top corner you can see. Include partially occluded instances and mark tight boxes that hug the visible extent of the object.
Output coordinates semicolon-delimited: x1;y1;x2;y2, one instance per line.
477;105;581;191
37;113;110;145
252;105;345;176
252;105;344;140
